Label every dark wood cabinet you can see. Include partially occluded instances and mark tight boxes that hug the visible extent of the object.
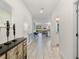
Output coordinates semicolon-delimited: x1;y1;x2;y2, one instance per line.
0;37;27;59
17;42;23;59
0;54;5;59
23;40;27;59
7;46;18;59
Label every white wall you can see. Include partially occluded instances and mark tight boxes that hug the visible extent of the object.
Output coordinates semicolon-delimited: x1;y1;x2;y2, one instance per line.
52;0;74;59
0;0;32;44
0;0;12;44
9;0;32;38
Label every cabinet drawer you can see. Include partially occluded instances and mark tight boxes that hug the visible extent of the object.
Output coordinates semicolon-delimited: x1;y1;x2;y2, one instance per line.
17;42;23;59
7;46;17;59
24;45;27;54
24;40;27;53
23;40;27;59
0;54;5;59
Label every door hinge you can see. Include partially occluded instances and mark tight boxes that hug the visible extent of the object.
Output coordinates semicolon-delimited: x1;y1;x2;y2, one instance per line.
76;33;78;37
76;57;78;59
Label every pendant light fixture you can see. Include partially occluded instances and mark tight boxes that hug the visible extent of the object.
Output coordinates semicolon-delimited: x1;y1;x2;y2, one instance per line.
40;8;44;14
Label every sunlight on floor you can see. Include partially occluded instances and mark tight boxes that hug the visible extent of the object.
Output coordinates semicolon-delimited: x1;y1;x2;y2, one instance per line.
27;33;61;59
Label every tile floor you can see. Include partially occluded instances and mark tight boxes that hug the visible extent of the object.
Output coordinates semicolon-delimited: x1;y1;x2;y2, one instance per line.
27;33;61;59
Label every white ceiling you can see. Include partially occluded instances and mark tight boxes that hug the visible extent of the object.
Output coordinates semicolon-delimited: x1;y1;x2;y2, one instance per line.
23;0;59;23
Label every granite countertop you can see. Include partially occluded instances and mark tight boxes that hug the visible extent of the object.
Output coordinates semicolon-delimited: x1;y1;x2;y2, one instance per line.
0;37;26;56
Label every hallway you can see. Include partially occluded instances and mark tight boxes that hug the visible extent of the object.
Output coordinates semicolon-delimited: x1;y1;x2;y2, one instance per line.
0;0;76;59
27;33;61;59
